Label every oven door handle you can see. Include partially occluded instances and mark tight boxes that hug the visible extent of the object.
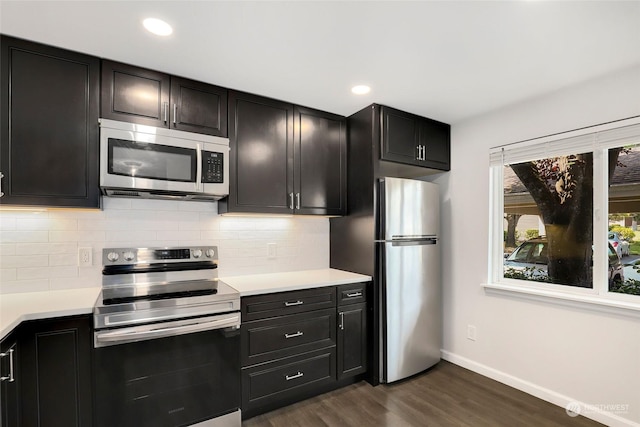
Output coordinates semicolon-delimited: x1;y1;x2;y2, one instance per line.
94;313;240;347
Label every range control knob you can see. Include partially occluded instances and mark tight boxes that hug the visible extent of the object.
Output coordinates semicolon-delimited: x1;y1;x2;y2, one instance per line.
205;249;215;258
192;249;203;259
123;251;135;262
107;252;119;262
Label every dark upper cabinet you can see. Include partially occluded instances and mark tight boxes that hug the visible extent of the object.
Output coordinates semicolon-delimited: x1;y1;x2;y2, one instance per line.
222;91;294;215
19;316;93;427
380;105;450;171
294;107;347;216
220;91;346;215
101;60;227;137
0;332;20;427
0;36;100;208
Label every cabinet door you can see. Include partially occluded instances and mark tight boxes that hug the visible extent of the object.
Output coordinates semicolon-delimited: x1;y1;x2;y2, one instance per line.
169;76;228;137
20;316;92;427
0;333;20;427
101;60;170;128
380;105;421;166
337;303;367;379
420;119;450;171
294;107;347;216
222;91;294;214
0;36;100;208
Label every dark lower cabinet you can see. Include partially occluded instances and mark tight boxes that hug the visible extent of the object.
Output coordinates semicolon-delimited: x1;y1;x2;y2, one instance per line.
0;36;100;208
18;315;93;427
337;303;367;379
240;284;369;419
0;332;20;427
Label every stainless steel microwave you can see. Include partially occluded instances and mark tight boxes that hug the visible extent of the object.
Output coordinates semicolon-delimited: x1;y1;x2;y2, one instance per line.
99;119;229;201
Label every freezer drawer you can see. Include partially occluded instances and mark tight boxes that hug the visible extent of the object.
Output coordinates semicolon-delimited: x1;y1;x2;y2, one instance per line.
382;240;441;383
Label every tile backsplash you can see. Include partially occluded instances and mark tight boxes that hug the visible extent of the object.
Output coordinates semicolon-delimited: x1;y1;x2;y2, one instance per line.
0;198;329;294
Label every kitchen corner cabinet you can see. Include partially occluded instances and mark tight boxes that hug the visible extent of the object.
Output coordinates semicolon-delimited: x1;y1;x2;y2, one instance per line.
0;315;93;427
101;60;228;137
219;91;346;216
0;35;100;208
337;283;368;379
380;105;450;171
0;332;20;427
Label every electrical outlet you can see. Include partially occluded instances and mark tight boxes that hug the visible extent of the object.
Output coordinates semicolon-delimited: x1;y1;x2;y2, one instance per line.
78;247;92;267
467;325;477;341
267;243;277;259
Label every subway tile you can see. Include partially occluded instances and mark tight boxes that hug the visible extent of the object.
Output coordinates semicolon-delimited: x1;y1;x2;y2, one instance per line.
0;279;49;294
17;266;78;280
105;230;157;242
130;199;179;211
49;277;99;290
0;217;16;230
49;253;78;266
0;230;48;243
0;244;16;256
0;269;17;281
77;219;107;230
178;201;218;213
156;230;200;241
102;197;132;210
0;255;48;268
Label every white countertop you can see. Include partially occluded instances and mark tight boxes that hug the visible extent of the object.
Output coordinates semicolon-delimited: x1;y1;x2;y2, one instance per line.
0;287;101;341
0;268;372;341
221;268;371;296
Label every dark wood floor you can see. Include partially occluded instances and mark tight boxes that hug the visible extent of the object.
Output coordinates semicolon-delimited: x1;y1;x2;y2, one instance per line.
242;361;602;427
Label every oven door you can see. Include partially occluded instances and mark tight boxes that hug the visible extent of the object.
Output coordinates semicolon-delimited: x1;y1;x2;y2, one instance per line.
93;316;240;427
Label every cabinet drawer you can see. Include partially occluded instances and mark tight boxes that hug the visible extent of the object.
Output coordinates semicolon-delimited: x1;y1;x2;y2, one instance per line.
242;347;336;410
242;309;336;366
241;287;336;322
337;283;368;306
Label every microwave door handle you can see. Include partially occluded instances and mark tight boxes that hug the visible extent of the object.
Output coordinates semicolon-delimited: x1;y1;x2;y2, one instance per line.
196;145;203;192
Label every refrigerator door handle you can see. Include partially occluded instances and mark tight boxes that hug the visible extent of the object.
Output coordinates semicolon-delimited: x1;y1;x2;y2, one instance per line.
391;239;437;247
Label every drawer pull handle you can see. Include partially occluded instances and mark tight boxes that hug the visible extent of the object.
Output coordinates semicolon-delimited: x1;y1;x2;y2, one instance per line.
285;371;304;381
346;291;363;298
284;331;304;339
284;300;303;307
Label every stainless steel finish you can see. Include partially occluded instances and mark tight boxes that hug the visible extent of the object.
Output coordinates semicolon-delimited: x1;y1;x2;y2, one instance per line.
339;312;344;330
191;409;241;427
99;118;229;201
94;281;240;329
94;312;240;348
346;291;362;298
0;348;15;382
284;300;303;307
102;246;218;266
173;103;178;124
296;192;301;210
379;177;441;384
382;177;439;241
163;102;168;123
0;172;4;197
289;192;294;210
416;145;421;160
422;145;427;160
285;372;303;381
284;331;303;339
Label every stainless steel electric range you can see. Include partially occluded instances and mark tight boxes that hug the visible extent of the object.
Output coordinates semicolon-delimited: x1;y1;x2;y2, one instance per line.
93;246;241;427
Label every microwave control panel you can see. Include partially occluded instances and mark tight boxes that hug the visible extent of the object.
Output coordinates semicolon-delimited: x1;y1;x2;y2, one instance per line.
202;151;224;183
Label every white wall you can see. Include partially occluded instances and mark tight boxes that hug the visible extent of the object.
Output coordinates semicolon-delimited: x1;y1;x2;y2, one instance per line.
0;198;329;294
433;63;640;426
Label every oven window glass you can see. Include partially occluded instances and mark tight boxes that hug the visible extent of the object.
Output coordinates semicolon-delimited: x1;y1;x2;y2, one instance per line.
108;138;196;182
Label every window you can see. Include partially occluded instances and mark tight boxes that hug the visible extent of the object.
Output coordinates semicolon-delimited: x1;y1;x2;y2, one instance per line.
488;118;640;311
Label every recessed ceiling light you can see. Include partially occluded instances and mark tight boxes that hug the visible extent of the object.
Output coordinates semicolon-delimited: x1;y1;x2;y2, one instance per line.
143;18;173;36
351;85;371;95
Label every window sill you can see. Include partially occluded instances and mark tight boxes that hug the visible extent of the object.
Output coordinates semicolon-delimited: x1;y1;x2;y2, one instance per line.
482;282;640;319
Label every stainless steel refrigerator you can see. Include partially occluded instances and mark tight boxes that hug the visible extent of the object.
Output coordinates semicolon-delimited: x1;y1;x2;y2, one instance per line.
377;177;441;383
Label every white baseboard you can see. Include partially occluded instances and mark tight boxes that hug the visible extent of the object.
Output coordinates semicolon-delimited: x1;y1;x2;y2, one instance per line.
441;350;639;427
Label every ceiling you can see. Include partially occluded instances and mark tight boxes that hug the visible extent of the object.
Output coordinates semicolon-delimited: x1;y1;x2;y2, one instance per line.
1;1;639;125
